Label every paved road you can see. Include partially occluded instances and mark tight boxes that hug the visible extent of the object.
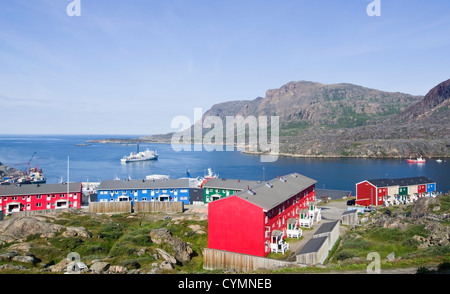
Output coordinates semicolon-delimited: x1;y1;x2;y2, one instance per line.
286;201;349;261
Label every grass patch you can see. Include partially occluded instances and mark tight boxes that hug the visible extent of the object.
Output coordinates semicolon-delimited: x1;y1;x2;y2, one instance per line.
49;237;83;251
435;194;450;212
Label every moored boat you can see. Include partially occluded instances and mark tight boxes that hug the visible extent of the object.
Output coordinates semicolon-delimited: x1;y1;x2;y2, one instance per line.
199;168;219;187
406;157;426;163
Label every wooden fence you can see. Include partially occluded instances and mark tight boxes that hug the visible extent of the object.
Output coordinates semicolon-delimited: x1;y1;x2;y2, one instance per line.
134;201;184;213
88;201;184;214
203;248;299;273
88;202;132;214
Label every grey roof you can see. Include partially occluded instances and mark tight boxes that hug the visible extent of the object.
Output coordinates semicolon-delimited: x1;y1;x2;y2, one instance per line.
366;176;434;188
297;236;328;254
314;221;339;235
233;173;317;211
271;230;283;237
342;209;358;216
287;218;297;225
97;178;193;191
203;178;260;191
0;182;82;197
316;189;352;200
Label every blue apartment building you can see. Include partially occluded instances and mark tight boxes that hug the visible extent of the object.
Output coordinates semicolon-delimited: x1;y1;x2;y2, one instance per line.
97;178;202;205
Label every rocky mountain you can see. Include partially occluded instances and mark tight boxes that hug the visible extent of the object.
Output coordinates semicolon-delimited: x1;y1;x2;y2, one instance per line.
92;79;450;158
202;81;423;129
393;78;450;124
272;79;450;158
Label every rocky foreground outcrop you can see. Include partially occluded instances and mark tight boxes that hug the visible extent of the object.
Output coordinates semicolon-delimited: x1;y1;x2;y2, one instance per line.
373;196;450;248
0;214;195;274
149;228;194;263
0;216;64;244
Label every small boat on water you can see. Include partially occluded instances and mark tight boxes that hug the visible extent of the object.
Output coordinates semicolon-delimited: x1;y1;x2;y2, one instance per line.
121;144;158;163
406;157;426;164
436;159;443;163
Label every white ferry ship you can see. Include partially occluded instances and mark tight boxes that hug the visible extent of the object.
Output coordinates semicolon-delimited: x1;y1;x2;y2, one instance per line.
121;145;158;163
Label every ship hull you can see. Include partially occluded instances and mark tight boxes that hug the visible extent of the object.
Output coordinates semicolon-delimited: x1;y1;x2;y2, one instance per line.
406;159;426;163
121;155;158;163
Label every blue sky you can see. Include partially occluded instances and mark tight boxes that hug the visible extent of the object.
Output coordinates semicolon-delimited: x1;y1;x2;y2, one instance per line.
0;0;449;135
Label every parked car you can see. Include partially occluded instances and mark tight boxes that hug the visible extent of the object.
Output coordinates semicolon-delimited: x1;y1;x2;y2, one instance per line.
364;206;375;212
347;199;356;206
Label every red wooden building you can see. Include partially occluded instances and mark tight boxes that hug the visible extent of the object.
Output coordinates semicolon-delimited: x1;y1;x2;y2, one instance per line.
0;182;82;215
355;176;436;206
208;173;316;257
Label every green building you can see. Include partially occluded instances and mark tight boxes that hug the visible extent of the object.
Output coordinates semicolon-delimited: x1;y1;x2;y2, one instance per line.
202;178;261;203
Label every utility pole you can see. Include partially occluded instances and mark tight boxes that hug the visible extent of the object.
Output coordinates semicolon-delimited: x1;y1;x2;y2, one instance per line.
67;156;70;208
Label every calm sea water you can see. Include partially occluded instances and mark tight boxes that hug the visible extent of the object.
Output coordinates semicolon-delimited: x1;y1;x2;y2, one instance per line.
0;134;449;195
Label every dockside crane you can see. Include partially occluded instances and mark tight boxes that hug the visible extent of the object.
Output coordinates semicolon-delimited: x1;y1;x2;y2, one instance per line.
14;152;37;175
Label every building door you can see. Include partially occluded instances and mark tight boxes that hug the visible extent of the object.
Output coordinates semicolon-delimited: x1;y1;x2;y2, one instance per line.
159;195;169;202
55;200;68;208
7;203;20;214
211;194;221;202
